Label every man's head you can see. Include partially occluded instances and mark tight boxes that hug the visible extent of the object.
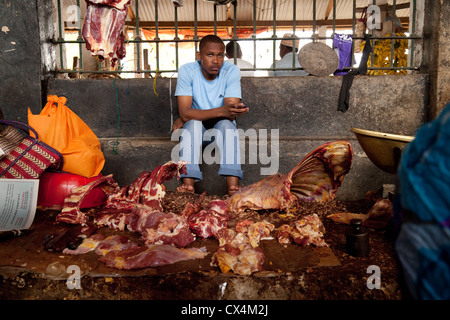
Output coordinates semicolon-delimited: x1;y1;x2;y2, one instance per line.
225;41;242;59
279;33;300;58
197;35;226;80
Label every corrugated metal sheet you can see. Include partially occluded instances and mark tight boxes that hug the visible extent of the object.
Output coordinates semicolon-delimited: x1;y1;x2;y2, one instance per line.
62;0;412;27
132;0;411;22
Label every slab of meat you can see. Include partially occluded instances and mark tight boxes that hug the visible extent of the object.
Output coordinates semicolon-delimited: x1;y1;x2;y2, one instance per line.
212;225;266;275
106;161;187;211
56;174;120;225
326;212;369;224
94;208;132;230
43;223;98;252
62;234;105;255
142;213;195;248
58;162;186;227
62;234;139;256
179;192;206;218
125;206;195;247
94;234;139;255
235;220;275;248
140;161;187;209
275;214;328;247
208;199;229;217
187;199;230;239
99;244;208;270
105;171;152;210
188;209;228;239
96;200;197;248
362;198;394;229
82;0;131;67
125;207;164;233
228;141;353;214
327;198;393;230
211;243;265;276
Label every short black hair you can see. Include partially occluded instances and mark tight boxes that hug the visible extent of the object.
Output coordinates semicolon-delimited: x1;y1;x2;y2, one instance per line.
225;41;242;59
199;35;225;52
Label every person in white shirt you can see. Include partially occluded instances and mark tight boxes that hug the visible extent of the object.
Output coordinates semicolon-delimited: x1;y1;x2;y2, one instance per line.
269;33;309;77
225;41;255;77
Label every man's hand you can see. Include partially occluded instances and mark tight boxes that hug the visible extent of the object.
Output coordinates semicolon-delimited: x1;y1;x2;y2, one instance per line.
223;101;249;120
171;117;185;132
176;96;249;123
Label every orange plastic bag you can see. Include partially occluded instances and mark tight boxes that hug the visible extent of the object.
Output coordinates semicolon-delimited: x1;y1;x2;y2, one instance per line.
28;95;105;178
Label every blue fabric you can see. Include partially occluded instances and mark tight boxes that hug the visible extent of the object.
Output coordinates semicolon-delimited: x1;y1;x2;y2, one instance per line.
395;103;450;300
179;119;243;181
174;60;242;110
398;103;450;227
395;223;450;299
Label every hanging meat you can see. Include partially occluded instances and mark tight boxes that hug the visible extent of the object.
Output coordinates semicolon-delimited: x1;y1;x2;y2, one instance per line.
227;141;353;214
82;0;132;67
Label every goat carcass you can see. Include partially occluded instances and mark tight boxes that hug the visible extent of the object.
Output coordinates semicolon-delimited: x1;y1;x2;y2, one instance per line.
228;141;353;214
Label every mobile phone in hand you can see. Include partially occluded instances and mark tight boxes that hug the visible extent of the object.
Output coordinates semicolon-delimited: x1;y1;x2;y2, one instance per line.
236;103;248;109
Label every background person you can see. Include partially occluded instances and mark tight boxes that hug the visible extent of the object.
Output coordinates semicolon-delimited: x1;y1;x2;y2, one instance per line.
225;41;255;77
269;33;309;77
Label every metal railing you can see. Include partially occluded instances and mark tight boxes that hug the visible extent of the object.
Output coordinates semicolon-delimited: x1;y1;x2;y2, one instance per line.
54;0;422;77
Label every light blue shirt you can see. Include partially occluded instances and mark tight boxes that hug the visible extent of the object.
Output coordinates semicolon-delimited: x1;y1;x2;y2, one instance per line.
175;60;242;110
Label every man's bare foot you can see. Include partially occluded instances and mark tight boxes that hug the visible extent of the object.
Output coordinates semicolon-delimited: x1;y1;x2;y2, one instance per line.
226;176;241;196
177;178;195;193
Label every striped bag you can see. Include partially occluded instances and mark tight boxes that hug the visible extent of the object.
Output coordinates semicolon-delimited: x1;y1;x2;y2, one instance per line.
0;126;24;158
0;120;63;179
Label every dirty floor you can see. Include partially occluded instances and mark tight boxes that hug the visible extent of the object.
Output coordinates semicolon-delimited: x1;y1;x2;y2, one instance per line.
0;191;405;301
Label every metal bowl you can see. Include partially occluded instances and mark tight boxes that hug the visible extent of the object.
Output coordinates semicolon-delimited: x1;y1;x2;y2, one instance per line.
350;127;415;174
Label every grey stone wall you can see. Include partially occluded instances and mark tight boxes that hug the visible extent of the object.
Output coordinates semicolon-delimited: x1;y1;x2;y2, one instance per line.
0;0;43;121
46;75;428;199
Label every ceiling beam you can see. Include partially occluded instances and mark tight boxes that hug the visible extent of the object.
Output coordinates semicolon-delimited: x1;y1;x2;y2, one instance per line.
127;6;136;22
123;17;409;30
355;3;410;12
324;0;334;20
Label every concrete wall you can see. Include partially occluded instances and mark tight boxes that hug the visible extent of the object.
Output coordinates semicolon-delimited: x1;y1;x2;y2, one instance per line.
0;0;43;121
46;75;428;199
424;0;450;118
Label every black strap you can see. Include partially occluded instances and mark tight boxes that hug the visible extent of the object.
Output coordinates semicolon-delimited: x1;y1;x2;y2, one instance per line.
338;72;355;113
338;34;372;113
